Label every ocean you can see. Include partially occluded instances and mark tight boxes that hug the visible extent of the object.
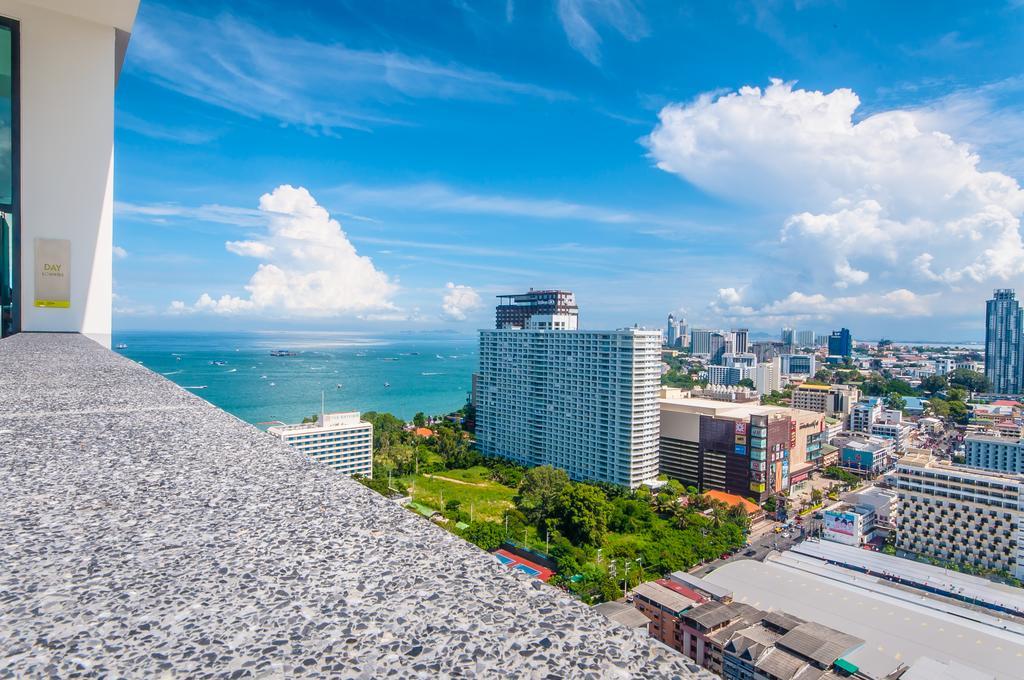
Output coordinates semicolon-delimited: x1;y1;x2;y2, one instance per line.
112;330;477;426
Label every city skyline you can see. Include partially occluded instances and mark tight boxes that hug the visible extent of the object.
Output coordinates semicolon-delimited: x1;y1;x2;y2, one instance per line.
111;1;1024;340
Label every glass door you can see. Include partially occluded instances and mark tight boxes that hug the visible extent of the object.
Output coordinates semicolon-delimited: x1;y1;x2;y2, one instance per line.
0;17;18;337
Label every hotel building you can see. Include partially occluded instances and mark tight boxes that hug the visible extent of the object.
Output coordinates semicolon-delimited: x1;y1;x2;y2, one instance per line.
965;434;1024;473
268;411;374;478
477;297;661;487
894;450;1024;578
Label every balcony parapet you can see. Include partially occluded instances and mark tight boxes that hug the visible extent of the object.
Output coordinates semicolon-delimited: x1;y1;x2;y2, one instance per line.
0;333;713;678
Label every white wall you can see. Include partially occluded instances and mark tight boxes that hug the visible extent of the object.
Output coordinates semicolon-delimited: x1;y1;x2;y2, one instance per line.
0;0;129;346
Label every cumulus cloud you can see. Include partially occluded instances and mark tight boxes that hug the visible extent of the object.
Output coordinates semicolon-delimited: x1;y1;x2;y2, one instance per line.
441;282;482;321
175;185;397;316
646;79;1024;323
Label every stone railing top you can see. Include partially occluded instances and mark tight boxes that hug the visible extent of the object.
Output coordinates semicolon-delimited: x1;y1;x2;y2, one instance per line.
0;333;714;678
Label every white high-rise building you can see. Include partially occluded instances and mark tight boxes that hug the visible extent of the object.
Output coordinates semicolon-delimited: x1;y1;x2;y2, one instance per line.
796;330;815;347
753;358;782;396
476;327;661;488
268;411;374;478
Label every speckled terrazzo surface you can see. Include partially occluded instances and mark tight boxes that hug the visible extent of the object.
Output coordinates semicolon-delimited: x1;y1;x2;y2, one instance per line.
0;333;714;679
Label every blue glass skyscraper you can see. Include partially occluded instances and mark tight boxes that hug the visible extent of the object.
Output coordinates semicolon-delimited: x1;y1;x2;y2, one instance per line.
985;289;1023;394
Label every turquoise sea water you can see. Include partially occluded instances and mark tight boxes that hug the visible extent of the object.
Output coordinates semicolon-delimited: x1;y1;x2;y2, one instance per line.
112;331;477;425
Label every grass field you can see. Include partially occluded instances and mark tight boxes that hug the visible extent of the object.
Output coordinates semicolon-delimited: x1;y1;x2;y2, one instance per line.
400;467;516;523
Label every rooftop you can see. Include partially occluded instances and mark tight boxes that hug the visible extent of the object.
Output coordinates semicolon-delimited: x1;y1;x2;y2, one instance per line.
704;490;762;515
0;333;712;678
592;601;652;630
632;581;698;614
704;557;1024;678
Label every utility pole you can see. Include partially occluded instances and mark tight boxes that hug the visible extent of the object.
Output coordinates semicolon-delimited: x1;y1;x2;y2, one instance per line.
505;513;509;536
622;558;628;599
546;529;550;554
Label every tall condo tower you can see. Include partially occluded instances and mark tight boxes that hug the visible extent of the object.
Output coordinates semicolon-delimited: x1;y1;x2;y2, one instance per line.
985;289;1024;394
477;291;661;488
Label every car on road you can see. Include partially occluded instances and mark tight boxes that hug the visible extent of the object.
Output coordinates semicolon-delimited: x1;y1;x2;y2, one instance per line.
744;549;756;557
781;532;792;539
720;552;732;560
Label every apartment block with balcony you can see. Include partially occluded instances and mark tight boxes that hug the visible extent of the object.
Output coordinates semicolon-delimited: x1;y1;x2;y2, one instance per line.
476;326;662;487
965;433;1024;473
894;450;1024;578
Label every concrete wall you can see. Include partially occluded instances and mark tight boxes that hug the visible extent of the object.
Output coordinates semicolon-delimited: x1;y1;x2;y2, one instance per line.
0;0;125;345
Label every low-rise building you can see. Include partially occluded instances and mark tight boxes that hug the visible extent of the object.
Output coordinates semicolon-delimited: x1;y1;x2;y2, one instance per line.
894;450;1024;579
849;399;882;433
821;492;896;547
833;433;895;476
268;411;374;477
790;383;859;422
632;580;701;650
721;612;863;680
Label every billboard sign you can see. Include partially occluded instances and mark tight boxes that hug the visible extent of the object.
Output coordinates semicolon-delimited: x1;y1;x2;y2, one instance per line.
824;511;857;536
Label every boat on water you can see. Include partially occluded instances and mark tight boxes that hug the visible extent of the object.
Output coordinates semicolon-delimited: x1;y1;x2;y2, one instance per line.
336;383;343;389
115;343;128;350
184;385;207;390
209;360;227;366
259;375;268;379
384;382;390;388
270;350;296;357
269;382;276;387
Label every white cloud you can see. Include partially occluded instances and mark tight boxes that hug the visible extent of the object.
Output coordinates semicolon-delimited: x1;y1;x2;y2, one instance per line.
176;185;397;316
557;0;649;65
116;201;264;228
441;282;482;321
112;245;128;259
129;5;565;135
331;181;698;229
646;79;1024;324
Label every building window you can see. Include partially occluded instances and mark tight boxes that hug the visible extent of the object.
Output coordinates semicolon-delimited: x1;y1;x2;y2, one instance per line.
0;16;17;337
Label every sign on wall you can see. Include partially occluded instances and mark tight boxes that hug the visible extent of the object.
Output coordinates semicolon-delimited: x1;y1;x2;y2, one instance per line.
34;238;70;308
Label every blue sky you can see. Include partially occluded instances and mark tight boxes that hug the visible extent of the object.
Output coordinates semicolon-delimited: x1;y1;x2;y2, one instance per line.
113;0;1024;340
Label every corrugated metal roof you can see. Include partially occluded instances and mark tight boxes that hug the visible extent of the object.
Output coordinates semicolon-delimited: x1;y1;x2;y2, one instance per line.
754;648;808;679
776;622;862;666
633;581;697;614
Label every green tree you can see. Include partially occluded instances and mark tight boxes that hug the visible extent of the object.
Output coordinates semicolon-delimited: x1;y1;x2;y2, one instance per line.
947;399;970;424
362;411;407;451
413;412;427;427
947;386;968;402
515;466;570;525
919;374;947;395
555;483;610;547
737;378;755;389
927;396;951;418
948;368;991;393
608;498;656;534
885;392;907;412
462;521;505;551
300;414;319;424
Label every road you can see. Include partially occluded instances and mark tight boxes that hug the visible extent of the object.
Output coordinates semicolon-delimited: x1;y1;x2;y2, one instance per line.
691;517;821;577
